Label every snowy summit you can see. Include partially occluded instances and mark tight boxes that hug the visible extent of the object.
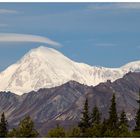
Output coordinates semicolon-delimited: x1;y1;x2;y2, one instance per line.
0;46;140;95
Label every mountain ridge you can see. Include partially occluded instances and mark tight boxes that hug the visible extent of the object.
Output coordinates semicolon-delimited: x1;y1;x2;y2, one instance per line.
0;71;140;135
0;46;140;95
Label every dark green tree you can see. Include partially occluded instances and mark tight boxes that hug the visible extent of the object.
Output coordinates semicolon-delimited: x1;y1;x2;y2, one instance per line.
89;105;102;137
18;116;38;137
119;110;128;128
91;105;101;126
0;112;8;137
8;116;38;137
78;97;91;137
100;118;108;137
118;110;130;137
7;128;18;138
133;88;140;137
67;127;81;137
88;123;102;137
104;94;119;137
47;124;66;138
108;94;118;130
135;88;140;131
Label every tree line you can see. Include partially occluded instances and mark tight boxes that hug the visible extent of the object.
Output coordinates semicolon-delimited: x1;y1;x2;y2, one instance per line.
0;90;140;137
46;90;140;137
0;114;38;137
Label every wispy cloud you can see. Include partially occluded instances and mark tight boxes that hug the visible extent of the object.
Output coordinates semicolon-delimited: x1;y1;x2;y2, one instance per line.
0;9;18;14
0;33;61;47
87;3;140;11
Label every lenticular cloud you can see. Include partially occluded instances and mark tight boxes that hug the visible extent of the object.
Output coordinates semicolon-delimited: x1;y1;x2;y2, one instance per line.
0;33;61;47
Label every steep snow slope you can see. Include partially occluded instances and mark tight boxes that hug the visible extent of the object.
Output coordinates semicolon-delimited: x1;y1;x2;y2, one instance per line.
0;46;140;95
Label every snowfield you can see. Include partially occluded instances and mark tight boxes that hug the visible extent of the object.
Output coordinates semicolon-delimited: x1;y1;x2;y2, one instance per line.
0;46;140;95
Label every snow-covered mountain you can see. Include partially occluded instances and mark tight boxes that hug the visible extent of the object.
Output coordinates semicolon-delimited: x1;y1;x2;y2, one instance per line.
0;46;140;95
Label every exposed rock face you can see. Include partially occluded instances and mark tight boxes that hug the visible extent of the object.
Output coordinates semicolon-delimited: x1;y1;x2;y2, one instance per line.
0;72;140;135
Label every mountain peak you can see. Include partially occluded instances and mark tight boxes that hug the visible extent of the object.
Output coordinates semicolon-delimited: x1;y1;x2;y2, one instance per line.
25;46;61;57
0;46;140;95
30;46;56;53
19;46;69;65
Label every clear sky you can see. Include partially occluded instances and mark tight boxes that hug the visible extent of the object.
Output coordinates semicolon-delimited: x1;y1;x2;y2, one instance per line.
0;3;140;71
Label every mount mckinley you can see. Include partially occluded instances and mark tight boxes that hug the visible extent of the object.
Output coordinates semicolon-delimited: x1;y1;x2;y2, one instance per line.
0;46;140;95
0;46;140;135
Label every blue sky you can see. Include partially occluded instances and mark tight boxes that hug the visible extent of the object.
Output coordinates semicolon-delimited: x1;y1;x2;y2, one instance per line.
0;3;140;71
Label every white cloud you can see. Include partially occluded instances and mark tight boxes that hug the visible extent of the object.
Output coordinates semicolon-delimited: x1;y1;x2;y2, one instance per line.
88;3;140;10
0;33;61;47
0;9;18;14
